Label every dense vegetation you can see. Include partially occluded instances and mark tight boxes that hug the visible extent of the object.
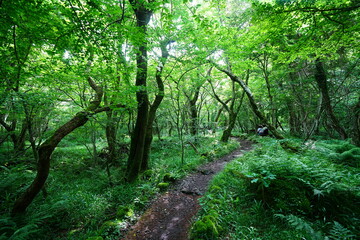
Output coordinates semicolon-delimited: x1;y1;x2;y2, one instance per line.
190;137;360;239
0;0;359;239
1;134;239;239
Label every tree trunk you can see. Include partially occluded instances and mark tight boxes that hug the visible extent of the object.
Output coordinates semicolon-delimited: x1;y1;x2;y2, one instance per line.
212;63;284;139
221;112;237;142
258;53;276;127
208;68;242;142
188;86;201;136
352;97;360;146
141;41;169;171
12;112;89;215
12;68;104;215
126;2;152;181
106;110;118;163
315;59;347;139
0;117;27;153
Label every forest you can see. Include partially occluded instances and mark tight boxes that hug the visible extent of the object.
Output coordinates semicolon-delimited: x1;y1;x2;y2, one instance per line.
0;0;359;239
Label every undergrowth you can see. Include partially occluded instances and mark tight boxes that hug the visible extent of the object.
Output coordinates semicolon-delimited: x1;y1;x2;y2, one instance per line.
0;135;238;240
190;137;360;240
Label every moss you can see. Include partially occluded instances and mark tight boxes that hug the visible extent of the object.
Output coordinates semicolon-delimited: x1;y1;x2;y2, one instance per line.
163;173;176;182
86;237;104;240
190;215;220;240
99;221;118;234
142;169;154;180
157;182;169;191
116;205;134;219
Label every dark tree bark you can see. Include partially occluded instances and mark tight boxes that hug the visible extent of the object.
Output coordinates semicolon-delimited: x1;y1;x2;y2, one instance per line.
0;25;32;153
315;59;347;139
12;75;104;215
186;85;201;136
0;117;27;153
105;110;118;163
212;63;284;139
256;52;277;127
126;0;152;181
141;40;169;171
207;68;246;142
351;97;360;146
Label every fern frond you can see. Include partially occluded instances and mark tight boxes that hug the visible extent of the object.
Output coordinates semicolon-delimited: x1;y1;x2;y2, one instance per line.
275;214;325;240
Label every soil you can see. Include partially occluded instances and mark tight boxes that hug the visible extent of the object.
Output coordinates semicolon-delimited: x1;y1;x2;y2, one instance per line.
123;139;253;240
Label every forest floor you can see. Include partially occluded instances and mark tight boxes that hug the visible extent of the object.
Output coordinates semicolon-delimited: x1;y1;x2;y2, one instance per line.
123;139;254;240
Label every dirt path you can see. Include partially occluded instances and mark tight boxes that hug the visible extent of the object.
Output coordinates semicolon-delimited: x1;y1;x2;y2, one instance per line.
123;139;253;240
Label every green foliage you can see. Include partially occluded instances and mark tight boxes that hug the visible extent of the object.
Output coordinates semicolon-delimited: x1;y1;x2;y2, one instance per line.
1;0;358;239
0;136;238;239
192;137;360;239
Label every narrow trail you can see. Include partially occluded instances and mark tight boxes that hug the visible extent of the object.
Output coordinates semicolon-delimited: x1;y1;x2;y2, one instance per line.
123;139;254;240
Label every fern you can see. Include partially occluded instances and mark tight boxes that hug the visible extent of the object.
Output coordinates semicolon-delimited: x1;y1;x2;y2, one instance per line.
0;213;48;240
329;221;356;240
275;214;327;240
8;223;39;240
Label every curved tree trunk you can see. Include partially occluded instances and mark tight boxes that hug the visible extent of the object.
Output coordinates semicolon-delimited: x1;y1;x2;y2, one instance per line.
212;63;284;139
12;112;90;215
12;74;104;215
315;59;347;139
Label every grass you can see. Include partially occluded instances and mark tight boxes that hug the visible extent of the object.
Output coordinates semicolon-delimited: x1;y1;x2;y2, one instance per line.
190;136;360;240
0;134;239;240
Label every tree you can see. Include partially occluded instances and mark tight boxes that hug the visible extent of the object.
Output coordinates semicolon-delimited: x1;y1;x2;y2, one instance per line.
126;0;153;181
207;67;247;142
142;40;170;170
212;62;284;139
12;53;107;214
314;59;348;139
